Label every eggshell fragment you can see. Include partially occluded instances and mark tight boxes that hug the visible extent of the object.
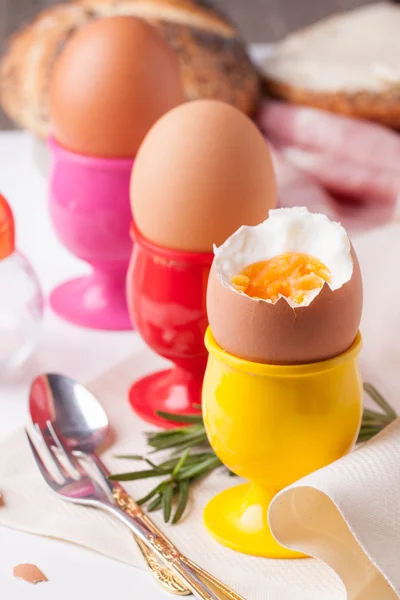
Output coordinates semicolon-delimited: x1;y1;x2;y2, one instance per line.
13;564;48;585
130;99;277;252
50;16;185;157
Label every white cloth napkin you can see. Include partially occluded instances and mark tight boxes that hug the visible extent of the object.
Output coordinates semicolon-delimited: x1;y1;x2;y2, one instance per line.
1;222;400;600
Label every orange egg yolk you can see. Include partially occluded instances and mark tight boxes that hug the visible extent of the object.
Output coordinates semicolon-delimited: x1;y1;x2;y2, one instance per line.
231;252;332;304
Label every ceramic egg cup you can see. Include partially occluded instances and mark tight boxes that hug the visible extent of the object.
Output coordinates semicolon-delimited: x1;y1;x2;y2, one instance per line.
127;222;213;428
202;327;363;558
48;137;133;330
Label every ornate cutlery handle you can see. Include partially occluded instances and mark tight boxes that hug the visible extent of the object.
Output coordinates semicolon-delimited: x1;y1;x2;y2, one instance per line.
88;453;244;600
114;489;245;600
100;500;223;600
87;453;190;596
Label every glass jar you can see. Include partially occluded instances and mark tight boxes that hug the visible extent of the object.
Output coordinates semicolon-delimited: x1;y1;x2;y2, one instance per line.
0;195;43;374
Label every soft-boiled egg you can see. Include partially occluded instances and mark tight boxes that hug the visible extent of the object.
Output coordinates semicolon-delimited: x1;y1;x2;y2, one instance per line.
207;207;363;364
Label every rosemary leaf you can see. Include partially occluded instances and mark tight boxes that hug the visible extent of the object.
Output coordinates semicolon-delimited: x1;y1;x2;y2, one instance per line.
148;428;205;451
362;408;392;422
162;482;174;523
114;454;144;460
173;480;190;524
136;481;169;506
147;434;189;449
172;449;190;478
359;424;384;432
143;458;171;474
148;495;163;512
176;456;221;481
364;383;397;419
170;435;209;454
108;469;162;482
156;411;204;424
158;452;214;471
146;429;187;442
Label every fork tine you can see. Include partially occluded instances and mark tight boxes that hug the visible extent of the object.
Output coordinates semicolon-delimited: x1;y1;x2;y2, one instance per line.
45;421;81;480
34;423;79;482
33;423;72;483
25;428;64;489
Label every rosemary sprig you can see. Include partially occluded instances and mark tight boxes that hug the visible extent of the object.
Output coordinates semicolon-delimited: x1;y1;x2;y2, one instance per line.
110;382;397;524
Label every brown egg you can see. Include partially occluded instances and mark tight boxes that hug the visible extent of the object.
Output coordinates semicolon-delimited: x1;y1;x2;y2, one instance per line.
49;16;185;157
207;207;363;365
130;99;277;252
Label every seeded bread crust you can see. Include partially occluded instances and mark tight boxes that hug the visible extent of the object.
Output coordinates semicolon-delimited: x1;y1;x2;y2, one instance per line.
0;0;260;138
264;79;400;129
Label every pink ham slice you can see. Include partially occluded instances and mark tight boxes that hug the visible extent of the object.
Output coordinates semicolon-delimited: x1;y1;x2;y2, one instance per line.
270;148;337;217
271;148;395;232
274;143;400;210
259;100;400;173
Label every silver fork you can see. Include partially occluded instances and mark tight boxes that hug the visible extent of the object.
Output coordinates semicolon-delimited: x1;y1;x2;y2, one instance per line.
26;424;245;600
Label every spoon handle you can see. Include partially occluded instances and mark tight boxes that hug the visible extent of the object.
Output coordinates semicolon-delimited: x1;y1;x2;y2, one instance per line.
87;452;190;596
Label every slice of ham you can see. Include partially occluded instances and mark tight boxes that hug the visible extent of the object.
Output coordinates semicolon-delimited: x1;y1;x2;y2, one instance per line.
271;149;395;233
259;100;400;173
275;143;400;210
270;149;338;218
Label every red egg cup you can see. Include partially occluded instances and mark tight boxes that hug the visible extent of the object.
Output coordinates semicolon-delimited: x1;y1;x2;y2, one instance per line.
127;222;213;428
48;137;134;330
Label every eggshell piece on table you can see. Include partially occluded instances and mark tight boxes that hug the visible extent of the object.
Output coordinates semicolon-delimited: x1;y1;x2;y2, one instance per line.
207;207;363;365
130;99;277;252
50;16;185;157
13;564;48;584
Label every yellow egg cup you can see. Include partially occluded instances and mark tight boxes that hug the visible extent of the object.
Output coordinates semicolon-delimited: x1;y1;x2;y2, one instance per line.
202;328;363;559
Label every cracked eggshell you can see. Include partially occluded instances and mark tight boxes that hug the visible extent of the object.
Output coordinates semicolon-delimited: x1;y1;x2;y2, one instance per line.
206;208;363;365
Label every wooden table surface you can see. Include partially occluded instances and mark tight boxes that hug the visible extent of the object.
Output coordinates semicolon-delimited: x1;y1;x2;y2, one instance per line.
0;0;381;129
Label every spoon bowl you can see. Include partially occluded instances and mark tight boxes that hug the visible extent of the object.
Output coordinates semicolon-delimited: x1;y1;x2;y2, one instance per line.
29;373;110;453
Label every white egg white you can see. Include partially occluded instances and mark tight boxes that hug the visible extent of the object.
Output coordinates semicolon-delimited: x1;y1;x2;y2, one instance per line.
213;207;353;308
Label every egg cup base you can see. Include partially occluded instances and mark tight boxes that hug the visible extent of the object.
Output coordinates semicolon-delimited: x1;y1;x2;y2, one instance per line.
50;275;132;331
129;366;202;428
203;482;306;559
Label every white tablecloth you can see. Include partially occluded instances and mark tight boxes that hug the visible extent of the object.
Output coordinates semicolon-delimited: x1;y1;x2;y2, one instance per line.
1;122;399;599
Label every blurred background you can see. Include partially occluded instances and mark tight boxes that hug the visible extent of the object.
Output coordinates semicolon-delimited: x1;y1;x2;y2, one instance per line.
0;0;378;129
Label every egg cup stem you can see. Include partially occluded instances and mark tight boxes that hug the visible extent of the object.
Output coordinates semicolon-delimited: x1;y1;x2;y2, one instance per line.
129;364;206;429
204;482;303;558
50;269;131;331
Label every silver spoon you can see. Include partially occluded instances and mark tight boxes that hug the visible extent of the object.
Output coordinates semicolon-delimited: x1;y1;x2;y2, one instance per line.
29;374;243;600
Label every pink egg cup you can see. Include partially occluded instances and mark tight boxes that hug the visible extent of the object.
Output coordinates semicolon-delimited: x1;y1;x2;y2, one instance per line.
48;137;133;330
127;222;213;428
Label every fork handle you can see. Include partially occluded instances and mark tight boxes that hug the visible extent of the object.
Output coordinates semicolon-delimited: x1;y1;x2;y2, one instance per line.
83;453;190;596
101;501;222;600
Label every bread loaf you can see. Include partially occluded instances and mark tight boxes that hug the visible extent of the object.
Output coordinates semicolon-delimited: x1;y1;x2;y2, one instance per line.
0;0;260;138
